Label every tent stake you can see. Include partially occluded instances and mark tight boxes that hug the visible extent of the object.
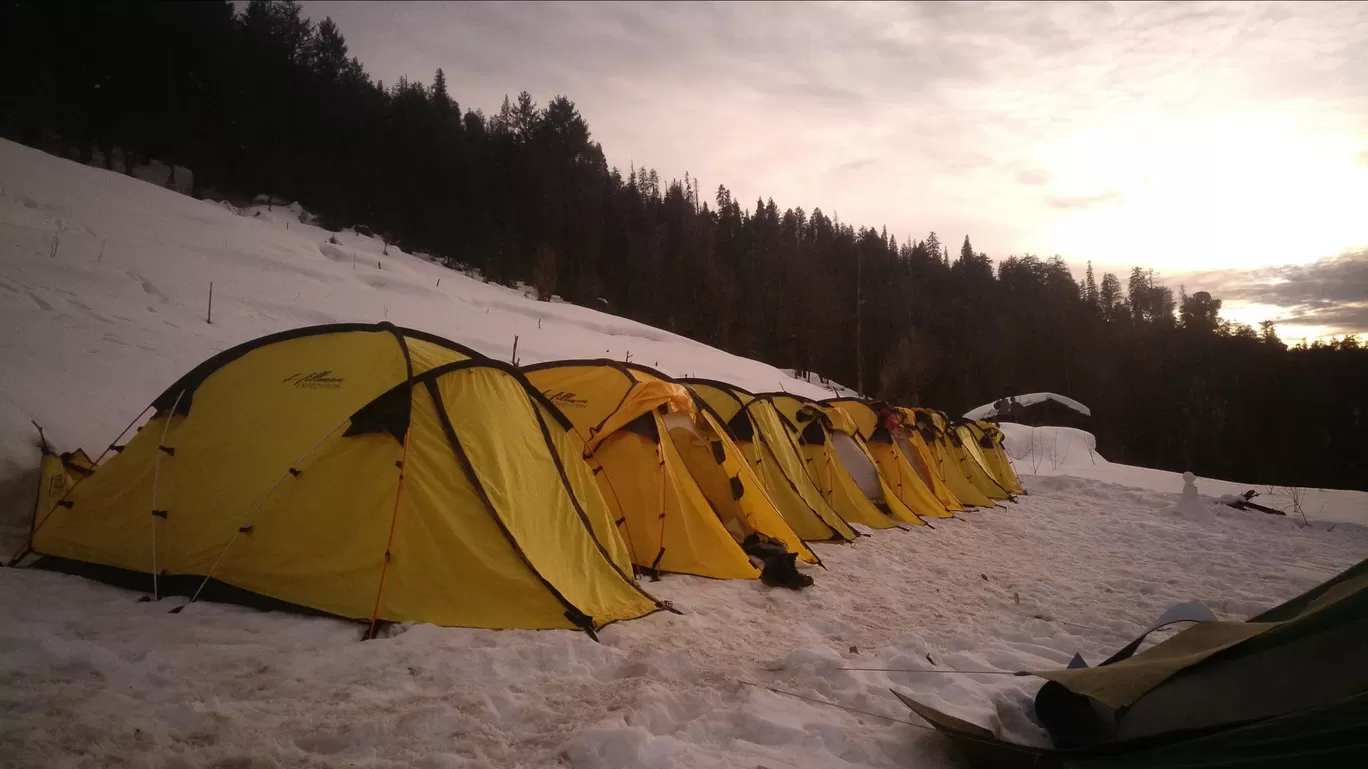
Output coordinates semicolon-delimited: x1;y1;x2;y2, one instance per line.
206;282;213;324
511;335;520;366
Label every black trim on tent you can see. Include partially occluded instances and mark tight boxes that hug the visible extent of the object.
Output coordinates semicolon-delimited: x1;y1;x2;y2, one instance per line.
345;357;576;434
800;421;826;446
677;377;757;399
726;412;755;441
149;322;484;416
522;361;736;441
424;378;600;637
32;556;341;619
618;413;659;440
676;381;845;538
523;396;670;612
523;360;640;437
522;358;639;384
343;386;411;443
710;440;727;464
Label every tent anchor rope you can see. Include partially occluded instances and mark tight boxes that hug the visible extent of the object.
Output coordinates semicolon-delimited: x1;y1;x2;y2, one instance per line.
173;416;355;613
837;667;1032;676
148;390;185;601
738;680;931;730
367;425;413;640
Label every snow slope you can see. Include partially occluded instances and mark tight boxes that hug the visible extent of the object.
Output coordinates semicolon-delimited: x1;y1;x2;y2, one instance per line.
0;138;831;534
4;139;1368;769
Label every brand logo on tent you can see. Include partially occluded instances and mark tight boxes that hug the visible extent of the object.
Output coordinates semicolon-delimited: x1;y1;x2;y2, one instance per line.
543;390;588;408
282;371;345;390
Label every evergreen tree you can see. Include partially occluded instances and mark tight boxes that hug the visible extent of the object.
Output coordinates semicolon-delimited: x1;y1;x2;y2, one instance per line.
3;1;1363;490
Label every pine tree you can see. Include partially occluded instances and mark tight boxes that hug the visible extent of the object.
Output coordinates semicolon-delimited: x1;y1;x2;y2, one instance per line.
1100;272;1124;319
10;2;1365;492
431;68;451;111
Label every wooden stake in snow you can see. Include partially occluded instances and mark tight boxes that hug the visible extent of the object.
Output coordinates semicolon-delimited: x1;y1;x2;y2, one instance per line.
207;282;213;324
511;335;520;366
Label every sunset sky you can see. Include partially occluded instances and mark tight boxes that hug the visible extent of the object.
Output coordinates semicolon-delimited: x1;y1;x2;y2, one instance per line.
302;1;1368;342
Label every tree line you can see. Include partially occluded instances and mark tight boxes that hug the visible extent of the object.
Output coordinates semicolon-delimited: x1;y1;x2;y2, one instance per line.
3;0;1363;491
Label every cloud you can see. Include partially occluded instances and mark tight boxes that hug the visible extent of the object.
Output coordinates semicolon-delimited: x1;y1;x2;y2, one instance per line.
1357;149;1368;166
1183;249;1368;333
299;1;1368;270
834;157;876;174
1044;190;1124;211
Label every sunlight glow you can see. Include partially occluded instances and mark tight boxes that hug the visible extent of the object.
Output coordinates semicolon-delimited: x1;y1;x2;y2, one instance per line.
1039;110;1368;271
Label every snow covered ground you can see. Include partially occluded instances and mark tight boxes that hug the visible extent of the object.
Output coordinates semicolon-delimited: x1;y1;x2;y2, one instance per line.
3;139;1368;768
999;423;1368;527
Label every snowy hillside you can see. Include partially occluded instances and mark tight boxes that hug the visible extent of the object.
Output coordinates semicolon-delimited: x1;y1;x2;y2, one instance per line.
0;138;832;533
3;140;1368;769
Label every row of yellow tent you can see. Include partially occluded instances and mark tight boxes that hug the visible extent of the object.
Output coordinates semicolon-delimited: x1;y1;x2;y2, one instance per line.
13;323;1022;637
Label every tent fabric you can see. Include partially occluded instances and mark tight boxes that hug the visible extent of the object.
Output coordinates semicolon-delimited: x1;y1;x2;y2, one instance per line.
953;424;1013;501
822;399;954;520
969;421;1025;495
522;361;815;580
767;394;921;529
1037;556;1368;713
895;689;1368;769
922;426;992;508
21;323;663;632
32;447;94;535
901;426;966;512
683;380;858;543
908;408;996;508
898;554;1368;768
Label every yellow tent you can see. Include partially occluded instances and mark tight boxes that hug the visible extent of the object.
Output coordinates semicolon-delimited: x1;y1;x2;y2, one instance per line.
951;423;1013;501
821;399;954;520
16;323;664;635
891;409;966;512
31;442;94;535
767;394;924;529
522;361;817;580
682;379;858;543
967;421;1025;495
906;408;996;508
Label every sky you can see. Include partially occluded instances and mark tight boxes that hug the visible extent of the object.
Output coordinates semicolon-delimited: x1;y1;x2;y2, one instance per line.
299;1;1368;342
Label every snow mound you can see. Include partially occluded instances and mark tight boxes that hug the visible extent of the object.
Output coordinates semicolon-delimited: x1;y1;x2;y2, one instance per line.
964;393;1091;420
1000;423;1102;471
1002;424;1368;527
